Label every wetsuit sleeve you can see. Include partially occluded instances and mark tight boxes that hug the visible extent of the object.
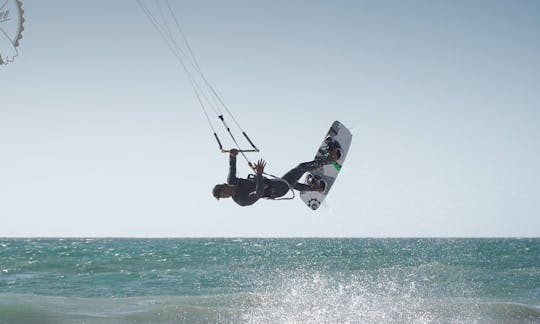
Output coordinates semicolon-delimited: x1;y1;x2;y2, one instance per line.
227;155;237;184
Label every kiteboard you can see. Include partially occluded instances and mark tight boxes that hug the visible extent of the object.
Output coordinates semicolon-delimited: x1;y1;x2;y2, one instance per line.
300;120;352;210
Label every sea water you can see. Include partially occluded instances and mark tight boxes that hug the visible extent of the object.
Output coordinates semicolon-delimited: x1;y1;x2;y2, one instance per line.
0;238;538;323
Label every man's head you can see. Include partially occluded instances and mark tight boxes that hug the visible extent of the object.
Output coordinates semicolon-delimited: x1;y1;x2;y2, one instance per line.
212;184;236;200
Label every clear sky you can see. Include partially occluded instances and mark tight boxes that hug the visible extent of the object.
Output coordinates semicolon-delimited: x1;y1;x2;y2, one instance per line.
1;0;539;237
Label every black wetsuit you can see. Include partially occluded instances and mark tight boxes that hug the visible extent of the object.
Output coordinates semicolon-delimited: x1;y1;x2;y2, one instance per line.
227;155;321;206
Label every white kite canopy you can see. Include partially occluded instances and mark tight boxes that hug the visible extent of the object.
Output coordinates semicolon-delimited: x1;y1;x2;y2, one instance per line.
137;1;259;161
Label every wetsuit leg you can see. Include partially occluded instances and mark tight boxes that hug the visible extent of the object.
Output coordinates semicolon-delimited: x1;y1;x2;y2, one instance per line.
281;161;322;189
267;160;326;198
267;180;289;198
270;180;313;198
293;182;313;191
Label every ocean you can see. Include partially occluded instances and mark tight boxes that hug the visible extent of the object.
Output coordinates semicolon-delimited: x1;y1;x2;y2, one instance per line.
0;238;538;323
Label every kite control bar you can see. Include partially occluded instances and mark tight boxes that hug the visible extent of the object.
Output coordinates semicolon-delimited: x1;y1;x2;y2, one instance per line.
221;149;259;153
214;132;259;153
213;127;259;154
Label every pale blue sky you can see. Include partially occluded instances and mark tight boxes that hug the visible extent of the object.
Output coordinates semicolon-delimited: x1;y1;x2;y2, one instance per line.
1;1;539;237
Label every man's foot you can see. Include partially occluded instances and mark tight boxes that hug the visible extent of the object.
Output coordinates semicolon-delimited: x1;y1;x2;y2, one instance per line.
325;148;342;163
306;174;326;192
324;137;342;162
313;148;341;167
313;180;326;192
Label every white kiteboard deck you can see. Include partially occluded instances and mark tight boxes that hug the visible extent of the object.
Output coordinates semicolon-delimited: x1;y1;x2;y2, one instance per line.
299;120;352;210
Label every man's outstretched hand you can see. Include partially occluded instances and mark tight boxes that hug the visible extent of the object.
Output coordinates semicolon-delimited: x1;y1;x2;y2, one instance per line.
254;159;266;175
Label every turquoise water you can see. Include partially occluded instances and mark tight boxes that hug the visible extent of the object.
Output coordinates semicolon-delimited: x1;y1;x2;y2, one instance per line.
1;238;539;323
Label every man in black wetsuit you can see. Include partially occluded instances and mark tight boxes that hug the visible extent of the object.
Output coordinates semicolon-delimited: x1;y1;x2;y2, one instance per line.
212;149;334;206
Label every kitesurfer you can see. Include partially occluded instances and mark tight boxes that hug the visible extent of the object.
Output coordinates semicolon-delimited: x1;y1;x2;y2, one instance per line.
212;149;339;206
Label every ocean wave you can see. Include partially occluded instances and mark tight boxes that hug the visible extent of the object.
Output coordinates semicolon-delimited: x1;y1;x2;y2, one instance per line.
0;293;241;323
1;289;539;323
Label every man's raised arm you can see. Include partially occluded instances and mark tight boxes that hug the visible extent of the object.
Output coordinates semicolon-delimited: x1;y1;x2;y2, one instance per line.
227;149;238;184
